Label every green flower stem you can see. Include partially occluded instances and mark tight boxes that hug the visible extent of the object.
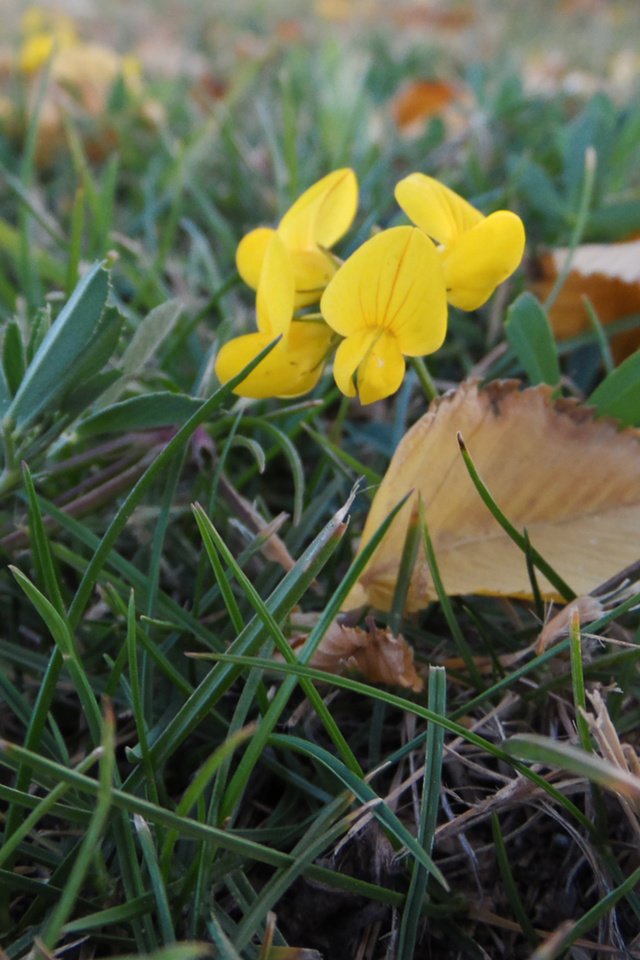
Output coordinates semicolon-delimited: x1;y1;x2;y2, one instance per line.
411;356;440;402
544;146;597;312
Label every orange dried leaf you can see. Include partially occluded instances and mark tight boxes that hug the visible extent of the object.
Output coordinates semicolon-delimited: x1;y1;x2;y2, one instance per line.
391;79;457;129
344;381;640;612
532;240;640;361
390;5;476;30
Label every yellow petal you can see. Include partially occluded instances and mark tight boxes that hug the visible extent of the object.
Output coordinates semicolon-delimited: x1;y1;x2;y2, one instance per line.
236;227;276;290
442;210;526;310
256;234;294;338
289;248;339;308
20;34;55;73
333;329;374;397
321;226;447;356
357;331;406;404
395;173;483;246
333;329;406;404
215;323;331;399
214;332;275;398
278;168;358;251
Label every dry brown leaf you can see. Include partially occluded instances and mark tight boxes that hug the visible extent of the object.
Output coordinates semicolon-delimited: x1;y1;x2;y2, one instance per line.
391;79;458;130
535;595;604;654
343;381;640;612
532;240;640;362
390;5;476;30
289;618;423;691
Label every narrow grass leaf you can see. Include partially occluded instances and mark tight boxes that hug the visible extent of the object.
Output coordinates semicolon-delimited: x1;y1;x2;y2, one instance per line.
0;738;404;906
66;185;85;295
126;591;159;804
420;503;483;688
192;498;362;816
388;504;421;635
491;813;539;947
200;652;593;834
569;610;592;752
21;461;66;617
39;701;116;949
504;734;640;802
218;490;412;821
457;434;575;601
398;666;447;955
127;490;349;778
193;507;244;634
159;725;258;877
270;733;448;890
134;815;176;943
102;945;213;960
66;337;280;634
0;749;100;868
542;862;640;959
9;566;103;744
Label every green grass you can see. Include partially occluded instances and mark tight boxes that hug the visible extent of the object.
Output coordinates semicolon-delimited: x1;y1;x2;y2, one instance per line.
1;2;640;958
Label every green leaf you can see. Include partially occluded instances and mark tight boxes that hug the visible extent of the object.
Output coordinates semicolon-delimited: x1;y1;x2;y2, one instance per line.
3;318;26;397
26;305;51;363
270;733;448;890
69;306;124;385
504;733;640;802
6;262;110;428
587;199;640;240
505;292;561;387
77;392;203;436
512;159;566;226
61;370;123;419
588;351;640;426
0;358;10;416
99;299;184;407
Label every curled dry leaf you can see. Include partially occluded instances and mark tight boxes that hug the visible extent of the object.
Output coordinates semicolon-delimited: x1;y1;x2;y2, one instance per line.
288;616;423;691
344;380;640;612
585;688;640;821
532;239;640;362
535;595;605;654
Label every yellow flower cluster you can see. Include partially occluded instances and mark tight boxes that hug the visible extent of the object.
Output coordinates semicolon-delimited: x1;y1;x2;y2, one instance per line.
7;7;157;167
215;169;525;405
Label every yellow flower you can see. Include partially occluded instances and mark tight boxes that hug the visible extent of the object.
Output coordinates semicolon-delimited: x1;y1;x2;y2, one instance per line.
394;173;526;310
236;168;358;309
215;234;332;399
320;227;447;404
19;7;77;74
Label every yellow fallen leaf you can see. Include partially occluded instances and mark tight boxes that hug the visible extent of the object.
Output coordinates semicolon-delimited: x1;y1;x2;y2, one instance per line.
532;240;640;362
344;380;640;612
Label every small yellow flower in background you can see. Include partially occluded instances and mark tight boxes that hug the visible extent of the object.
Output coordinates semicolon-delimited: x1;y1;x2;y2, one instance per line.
321;226;448;404
11;7;154;166
19;6;143;107
19;7;77;74
395;173;526;310
215;234;333;398
236;168;358;308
